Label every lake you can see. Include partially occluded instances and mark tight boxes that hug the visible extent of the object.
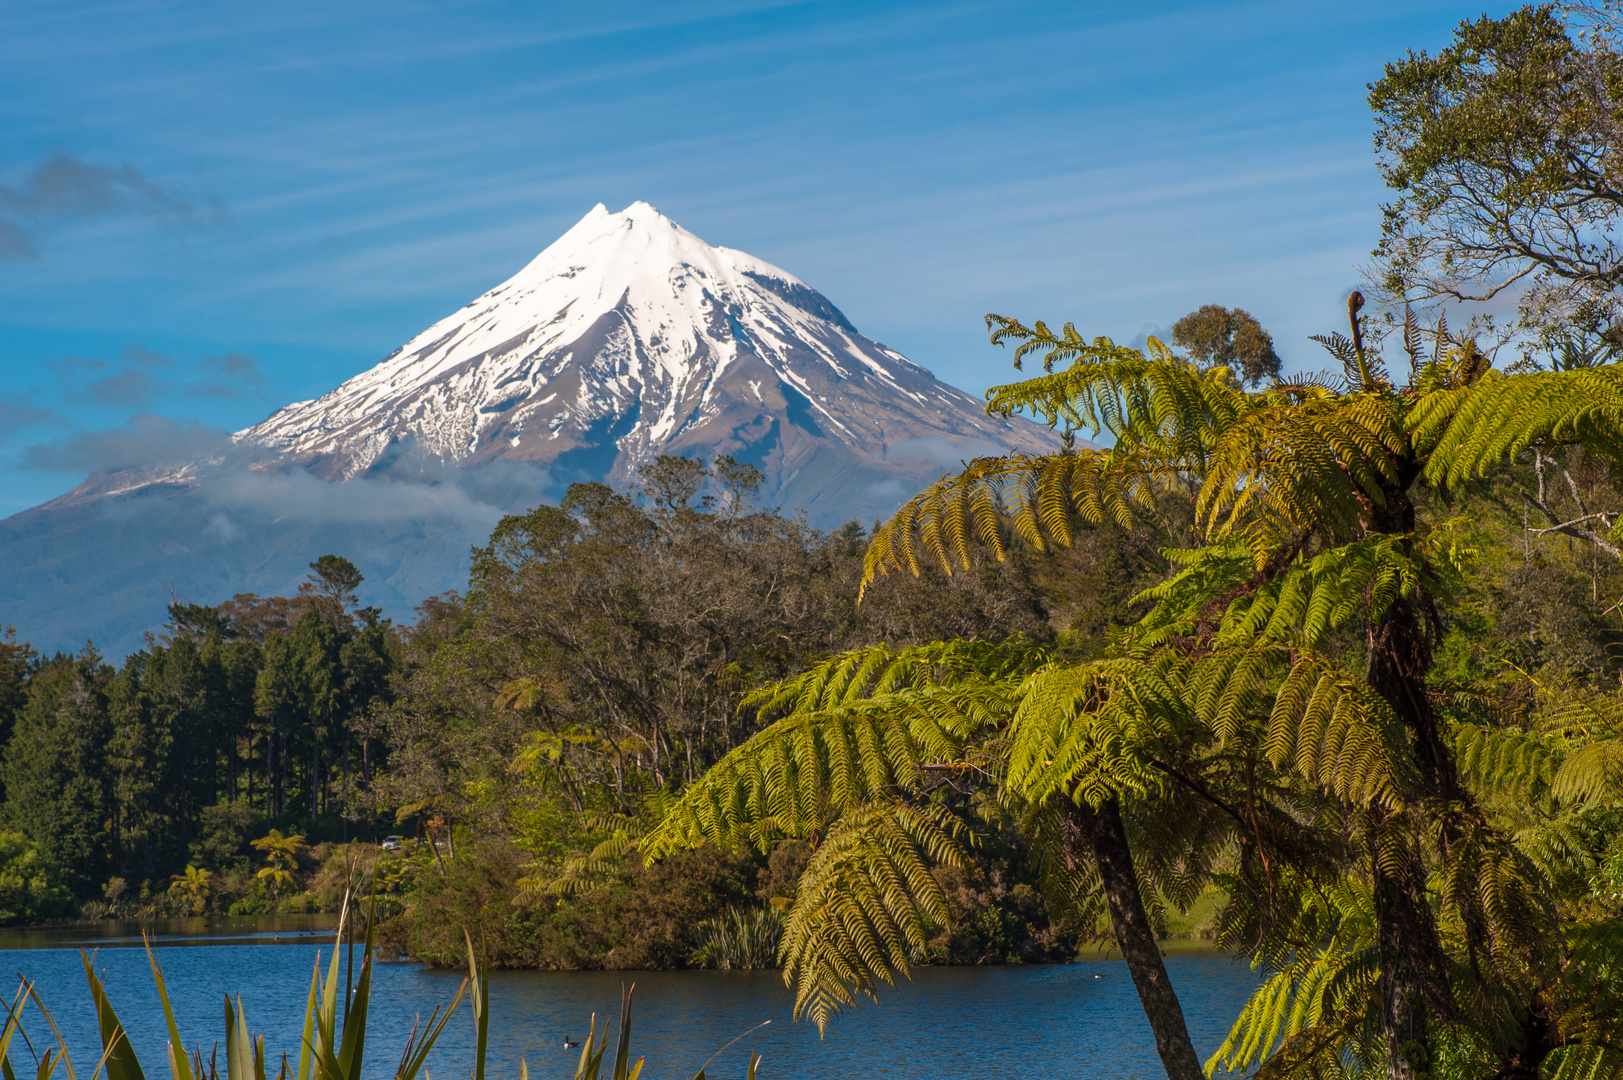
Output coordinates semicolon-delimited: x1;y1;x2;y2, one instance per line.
0;921;1261;1079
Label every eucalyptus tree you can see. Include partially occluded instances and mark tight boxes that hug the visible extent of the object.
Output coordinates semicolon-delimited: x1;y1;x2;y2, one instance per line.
649;298;1623;1079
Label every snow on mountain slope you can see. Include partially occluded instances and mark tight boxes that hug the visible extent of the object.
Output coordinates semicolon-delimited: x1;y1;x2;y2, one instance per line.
239;201;1053;502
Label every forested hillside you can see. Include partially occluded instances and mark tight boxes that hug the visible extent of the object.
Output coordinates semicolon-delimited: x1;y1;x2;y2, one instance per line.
0;453;1082;934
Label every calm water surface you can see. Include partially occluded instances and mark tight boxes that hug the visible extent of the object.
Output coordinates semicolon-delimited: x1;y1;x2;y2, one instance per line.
0;923;1259;1079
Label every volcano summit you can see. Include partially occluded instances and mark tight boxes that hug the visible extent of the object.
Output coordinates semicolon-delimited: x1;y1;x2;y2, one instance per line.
1;203;1054;655
238;201;1050;513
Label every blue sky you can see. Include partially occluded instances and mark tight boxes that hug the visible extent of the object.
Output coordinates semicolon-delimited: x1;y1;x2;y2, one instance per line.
0;0;1501;515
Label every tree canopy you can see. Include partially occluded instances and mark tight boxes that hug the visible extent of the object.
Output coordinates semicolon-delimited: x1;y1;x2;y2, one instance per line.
1369;4;1623;350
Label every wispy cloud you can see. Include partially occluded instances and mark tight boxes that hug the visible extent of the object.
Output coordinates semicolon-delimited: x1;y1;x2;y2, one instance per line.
188;351;266;399
0;400;67;430
0;152;227;260
43;345;266;406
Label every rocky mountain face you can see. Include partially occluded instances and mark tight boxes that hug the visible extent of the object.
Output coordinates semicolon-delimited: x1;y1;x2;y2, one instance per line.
2;202;1054;656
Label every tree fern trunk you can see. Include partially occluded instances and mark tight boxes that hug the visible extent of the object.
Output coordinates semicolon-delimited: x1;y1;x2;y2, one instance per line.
1374;842;1431;1080
1366;481;1458;1079
1066;799;1204;1080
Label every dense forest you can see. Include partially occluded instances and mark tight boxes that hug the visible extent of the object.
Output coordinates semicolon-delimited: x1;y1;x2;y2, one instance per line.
0;454;1083;938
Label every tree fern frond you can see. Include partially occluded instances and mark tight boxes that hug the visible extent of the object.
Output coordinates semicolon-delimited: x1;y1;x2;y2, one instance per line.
1004;660;1192;808
643;681;1015;858
1414;365;1623;492
777;801;968;1033
1552;739;1623;804
1267;656;1413;809
1207;945;1377;1077
740;638;1043;722
1452;723;1557;799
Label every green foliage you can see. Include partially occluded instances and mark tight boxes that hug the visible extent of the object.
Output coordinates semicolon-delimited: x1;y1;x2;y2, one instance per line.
388;839;760;971
189;802;264;870
2;649;114;894
0;628;33;803
0;831;73;923
251;829;307;892
1368;4;1623;341
1169;304;1282;387
691;906;783;969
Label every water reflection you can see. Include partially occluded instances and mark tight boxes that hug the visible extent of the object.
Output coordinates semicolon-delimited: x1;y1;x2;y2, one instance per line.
0;915;340;951
1;926;1258;1080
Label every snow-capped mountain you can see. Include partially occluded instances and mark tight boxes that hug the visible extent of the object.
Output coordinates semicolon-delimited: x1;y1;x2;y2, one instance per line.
238;201;1052;510
2;202;1058;658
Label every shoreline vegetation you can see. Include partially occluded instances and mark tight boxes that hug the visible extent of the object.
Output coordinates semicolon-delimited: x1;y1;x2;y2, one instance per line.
0;452;1229;974
0;454;1173;970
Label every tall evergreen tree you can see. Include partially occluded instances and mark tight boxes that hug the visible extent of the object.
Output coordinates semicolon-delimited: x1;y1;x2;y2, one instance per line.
2;649;113;895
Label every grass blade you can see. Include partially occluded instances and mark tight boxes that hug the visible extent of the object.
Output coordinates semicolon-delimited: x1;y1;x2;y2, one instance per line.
0;982;31;1080
460;933;487;1080
295;964;318;1080
393;981;469;1080
81;952;146;1080
611;986;637;1080
225;997;257;1080
333;896;376;1080
143;935;193;1080
24;983;79;1080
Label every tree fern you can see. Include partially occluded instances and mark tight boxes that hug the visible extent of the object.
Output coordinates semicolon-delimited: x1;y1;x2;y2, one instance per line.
651;299;1623;1076
1208;878;1380;1078
777;801;967;1032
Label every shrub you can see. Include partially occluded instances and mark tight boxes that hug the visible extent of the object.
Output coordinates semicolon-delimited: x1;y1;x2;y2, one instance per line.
389;842;760;969
691;906;783;969
925;861;1080;965
188;801;265;870
0;831;74;923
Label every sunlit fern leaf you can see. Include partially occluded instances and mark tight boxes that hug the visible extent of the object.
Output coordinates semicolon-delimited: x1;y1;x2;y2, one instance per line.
1004;660;1192;808
493;676;560;713
1207;946;1377;1077
1451;723;1557;799
1553;739;1623;804
860;450;1175;588
1196;394;1406;554
1183;645;1288;746
1412;365;1623;493
1267;655;1412;809
777;801;968;1034
740;639;1042;723
511;729;608;772
1208;874;1379;1076
642;681;1016;859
